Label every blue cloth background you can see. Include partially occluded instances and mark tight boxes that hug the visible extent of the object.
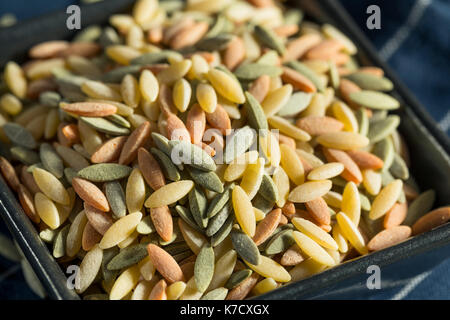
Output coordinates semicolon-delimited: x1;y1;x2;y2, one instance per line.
0;0;449;300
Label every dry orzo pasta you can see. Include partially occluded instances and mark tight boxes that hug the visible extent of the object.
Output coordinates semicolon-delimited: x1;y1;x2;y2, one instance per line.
0;0;448;301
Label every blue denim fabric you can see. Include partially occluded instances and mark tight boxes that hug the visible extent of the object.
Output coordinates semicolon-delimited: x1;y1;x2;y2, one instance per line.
0;0;449;300
340;0;450;135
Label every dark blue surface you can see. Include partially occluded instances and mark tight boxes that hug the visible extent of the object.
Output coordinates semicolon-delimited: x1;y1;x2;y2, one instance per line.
0;0;449;300
312;244;450;300
340;0;450;135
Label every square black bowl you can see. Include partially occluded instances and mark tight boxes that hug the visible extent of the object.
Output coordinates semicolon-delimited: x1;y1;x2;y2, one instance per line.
0;0;448;300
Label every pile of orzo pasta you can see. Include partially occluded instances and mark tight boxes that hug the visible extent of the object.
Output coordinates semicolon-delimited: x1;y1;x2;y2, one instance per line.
0;0;449;300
